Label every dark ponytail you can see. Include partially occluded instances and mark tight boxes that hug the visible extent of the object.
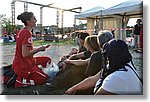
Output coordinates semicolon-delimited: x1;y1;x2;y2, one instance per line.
17;12;34;26
17;15;21;20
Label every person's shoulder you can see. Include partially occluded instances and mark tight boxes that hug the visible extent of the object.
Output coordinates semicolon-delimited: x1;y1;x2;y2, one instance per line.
84;50;90;53
19;28;29;33
108;67;131;79
92;51;102;56
20;28;31;36
105;71;124;82
23;28;30;33
91;51;102;59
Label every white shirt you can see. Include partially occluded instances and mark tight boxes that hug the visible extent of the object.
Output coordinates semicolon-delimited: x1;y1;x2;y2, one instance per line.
100;62;143;95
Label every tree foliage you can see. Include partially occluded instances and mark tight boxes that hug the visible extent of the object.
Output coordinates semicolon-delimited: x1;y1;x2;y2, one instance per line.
0;14;15;35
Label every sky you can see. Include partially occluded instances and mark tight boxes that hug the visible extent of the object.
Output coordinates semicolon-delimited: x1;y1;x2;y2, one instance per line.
0;0;142;27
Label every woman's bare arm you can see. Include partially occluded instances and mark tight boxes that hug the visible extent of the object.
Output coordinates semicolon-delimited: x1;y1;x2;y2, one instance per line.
65;71;101;94
65;58;89;66
22;44;50;57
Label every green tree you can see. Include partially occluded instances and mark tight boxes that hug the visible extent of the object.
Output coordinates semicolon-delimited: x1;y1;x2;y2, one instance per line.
0;14;15;35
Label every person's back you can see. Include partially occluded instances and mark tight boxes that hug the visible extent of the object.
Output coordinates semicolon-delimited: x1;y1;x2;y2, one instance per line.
95;39;142;95
65;39;142;95
84;31;113;78
84;51;102;78
100;62;142;94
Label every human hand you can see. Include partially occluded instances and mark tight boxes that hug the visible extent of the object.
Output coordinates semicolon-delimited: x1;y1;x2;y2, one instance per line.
38;46;46;51
69;48;78;55
38;44;50;52
45;44;50;48
61;56;67;61
64;59;70;64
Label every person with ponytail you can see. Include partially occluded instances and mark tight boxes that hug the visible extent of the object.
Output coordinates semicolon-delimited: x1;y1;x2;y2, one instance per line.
12;12;51;87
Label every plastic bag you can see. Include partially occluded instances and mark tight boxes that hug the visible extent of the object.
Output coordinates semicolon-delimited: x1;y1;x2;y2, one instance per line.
43;62;59;79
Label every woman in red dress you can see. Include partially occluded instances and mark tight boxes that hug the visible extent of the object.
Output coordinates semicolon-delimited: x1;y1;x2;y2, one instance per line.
12;12;51;87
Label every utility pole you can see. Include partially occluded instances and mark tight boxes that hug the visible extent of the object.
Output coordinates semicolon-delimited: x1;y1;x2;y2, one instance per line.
40;7;43;34
56;9;59;27
61;10;64;34
11;1;15;26
24;2;28;12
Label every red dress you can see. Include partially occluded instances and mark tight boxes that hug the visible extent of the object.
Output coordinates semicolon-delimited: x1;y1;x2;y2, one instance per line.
12;27;51;87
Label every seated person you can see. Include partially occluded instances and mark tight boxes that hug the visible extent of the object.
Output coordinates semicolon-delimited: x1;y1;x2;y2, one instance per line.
65;31;114;78
65;35;101;78
58;32;91;70
12;12;51;87
68;32;91;60
84;31;113;78
62;31;113;94
45;31;113;90
65;39;142;95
